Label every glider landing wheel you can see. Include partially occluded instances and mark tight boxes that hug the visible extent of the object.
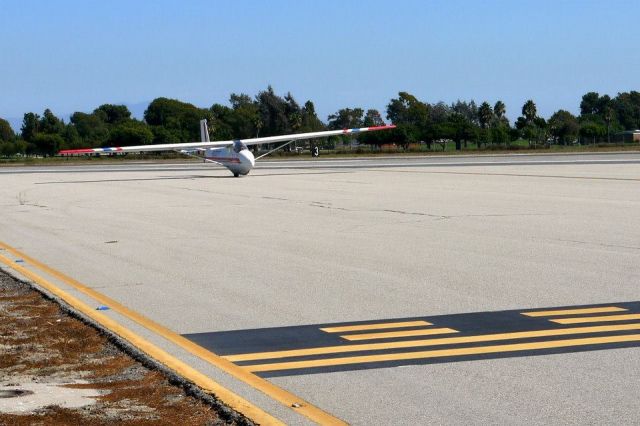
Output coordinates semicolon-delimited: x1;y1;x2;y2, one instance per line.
233;172;240;177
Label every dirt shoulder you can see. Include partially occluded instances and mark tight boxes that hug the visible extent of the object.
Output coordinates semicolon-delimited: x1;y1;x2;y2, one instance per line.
0;271;250;425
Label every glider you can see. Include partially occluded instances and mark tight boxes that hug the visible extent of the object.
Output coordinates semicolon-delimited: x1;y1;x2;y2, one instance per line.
59;120;396;176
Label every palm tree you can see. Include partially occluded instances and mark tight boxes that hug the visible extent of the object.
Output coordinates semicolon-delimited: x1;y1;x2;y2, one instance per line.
522;100;537;124
478;102;494;128
493;101;506;120
478;102;494;147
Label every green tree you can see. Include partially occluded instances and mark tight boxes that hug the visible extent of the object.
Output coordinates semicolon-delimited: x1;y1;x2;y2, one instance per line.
229;93;253;109
579;92;615;136
39;109;65;135
300;100;324;132
386;92;430;148
579;121;606;144
424;103;454;149
452;100;478;125
522;100;537;124
492;100;509;129
611;91;640;130
255;86;289;137
580;92;601;115
228;93;260;138
490;124;510;146
61;124;81;150
284;92;302;132
209;103;235;140
493;100;506;120
106;120;154;147
208;93;262;140
0;139;26;157
478;102;494;128
0;118;15;142
297;100;326;148
327;108;364;129
516;100;540;147
478;102;494;146
0;142;16;157
21;112;40;142
363;109;385;127
145;97;211;142
448;113;476;150
533;117;548;146
549;110;579;145
359;109;389;147
94;104;132;125
386;92;429;125
70;112;110;146
31;133;65;156
328;108;364;147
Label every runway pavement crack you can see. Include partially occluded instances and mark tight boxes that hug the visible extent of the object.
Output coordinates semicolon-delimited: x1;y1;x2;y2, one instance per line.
310;203;548;221
453;213;552;218
381;209;450;219
309;201;353;212
15;191;47;209
552;238;640;251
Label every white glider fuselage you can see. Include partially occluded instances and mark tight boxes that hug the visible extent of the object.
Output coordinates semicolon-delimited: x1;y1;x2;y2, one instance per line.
205;144;255;176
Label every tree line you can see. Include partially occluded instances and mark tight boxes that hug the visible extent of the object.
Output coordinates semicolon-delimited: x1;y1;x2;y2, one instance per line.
1;86;639;157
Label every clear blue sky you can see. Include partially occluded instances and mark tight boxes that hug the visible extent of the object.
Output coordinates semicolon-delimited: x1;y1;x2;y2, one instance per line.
1;0;639;129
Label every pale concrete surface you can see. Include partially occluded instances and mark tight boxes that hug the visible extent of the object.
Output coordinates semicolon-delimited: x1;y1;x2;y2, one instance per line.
1;153;639;424
0;381;101;414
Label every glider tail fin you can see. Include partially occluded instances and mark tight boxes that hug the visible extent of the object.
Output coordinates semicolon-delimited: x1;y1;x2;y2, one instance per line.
200;119;211;142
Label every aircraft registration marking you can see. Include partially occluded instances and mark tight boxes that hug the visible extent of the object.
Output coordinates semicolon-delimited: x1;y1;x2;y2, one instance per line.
183;302;640;377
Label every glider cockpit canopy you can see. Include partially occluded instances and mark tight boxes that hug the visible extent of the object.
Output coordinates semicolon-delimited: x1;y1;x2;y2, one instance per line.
233;140;249;153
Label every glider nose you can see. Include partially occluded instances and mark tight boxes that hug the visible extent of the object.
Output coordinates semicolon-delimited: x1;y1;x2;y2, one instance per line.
235;149;255;175
241;150;255;167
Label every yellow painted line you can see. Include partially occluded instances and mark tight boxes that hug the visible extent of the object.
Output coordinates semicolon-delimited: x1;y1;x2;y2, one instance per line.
0;241;346;426
224;323;640;362
551;314;640;324
522;307;627;317
0;253;282;425
341;327;458;341
320;320;431;333
245;334;640;372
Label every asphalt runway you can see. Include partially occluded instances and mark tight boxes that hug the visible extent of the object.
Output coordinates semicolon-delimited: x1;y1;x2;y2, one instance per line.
1;152;640;424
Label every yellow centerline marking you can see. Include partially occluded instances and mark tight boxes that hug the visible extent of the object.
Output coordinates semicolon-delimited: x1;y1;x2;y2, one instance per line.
0;253;282;425
245;334;640;372
0;241;346;426
321;320;431;333
341;327;458;341
522;307;627;317
224;323;640;362
551;314;640;324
